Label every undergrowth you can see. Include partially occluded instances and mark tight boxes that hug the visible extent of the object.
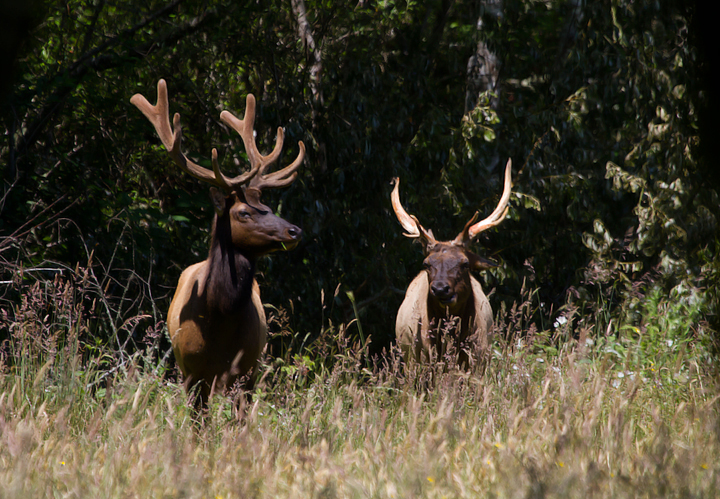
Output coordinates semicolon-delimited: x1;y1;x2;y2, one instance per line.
0;260;718;498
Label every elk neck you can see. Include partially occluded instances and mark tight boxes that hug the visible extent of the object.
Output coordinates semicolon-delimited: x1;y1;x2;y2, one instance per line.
426;290;473;321
426;290;476;341
205;212;256;316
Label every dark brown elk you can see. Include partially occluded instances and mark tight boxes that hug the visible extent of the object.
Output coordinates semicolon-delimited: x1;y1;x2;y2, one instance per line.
131;80;305;407
392;160;512;367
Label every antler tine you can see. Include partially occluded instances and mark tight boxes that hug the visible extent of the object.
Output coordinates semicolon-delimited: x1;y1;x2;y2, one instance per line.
467;158;513;239
218;94;268;188
391;178;436;244
391;178;420;238
219;94;305;192
249;133;306;190
130;79;231;191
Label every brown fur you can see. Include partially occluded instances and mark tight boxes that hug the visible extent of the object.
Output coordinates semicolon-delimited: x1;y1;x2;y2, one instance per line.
131;81;305;407
167;190;300;407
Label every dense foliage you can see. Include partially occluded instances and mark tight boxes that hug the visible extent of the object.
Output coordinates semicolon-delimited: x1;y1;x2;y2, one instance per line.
1;0;717;358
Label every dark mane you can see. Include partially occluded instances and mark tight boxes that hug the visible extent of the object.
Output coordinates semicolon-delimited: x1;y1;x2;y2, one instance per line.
205;210;255;316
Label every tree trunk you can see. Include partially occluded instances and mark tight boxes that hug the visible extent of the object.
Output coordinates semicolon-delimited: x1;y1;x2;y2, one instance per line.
465;0;502;113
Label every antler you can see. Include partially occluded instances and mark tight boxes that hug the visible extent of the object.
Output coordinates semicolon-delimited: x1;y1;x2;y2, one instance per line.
130;79;305;193
221;102;305;192
391;177;437;245
392;159;512;249
460;159;513;242
131;80;257;191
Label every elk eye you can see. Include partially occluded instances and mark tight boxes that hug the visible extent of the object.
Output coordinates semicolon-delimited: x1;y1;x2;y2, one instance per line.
236;210;252;219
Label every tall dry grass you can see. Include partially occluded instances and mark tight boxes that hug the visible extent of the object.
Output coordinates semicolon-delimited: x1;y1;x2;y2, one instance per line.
1;263;718;498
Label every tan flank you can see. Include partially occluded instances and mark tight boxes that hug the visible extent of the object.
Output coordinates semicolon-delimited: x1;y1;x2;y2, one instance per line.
392;160;512;367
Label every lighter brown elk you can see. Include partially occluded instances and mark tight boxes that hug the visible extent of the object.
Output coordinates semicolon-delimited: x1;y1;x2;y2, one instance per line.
392;160;512;367
131;80;305;407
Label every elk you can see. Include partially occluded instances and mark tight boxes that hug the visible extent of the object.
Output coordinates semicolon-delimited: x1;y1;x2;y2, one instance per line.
391;160;512;367
131;80;305;407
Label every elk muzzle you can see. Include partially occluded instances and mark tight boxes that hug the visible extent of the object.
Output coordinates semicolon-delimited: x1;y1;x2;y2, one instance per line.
247;213;302;253
279;223;302;251
430;280;456;306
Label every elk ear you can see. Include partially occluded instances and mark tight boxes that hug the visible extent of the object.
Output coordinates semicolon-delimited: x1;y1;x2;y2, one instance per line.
468;251;497;271
243;186;263;208
417;223;437;253
209;187;227;217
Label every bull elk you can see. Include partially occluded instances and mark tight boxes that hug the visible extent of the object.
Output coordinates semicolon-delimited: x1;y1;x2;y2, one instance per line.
392;160;512;367
130;80;305;407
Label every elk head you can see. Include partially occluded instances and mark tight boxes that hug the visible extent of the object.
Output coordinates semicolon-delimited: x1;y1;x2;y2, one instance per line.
391;160;512;315
130;79;305;257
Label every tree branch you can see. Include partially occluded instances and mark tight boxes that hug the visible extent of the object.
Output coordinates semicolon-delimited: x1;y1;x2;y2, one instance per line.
11;0;209;170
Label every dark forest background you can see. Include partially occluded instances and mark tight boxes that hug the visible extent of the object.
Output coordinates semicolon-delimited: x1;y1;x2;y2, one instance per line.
2;0;718;362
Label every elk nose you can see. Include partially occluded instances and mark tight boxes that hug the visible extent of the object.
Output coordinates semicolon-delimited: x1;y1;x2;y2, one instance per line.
431;283;452;299
286;225;302;240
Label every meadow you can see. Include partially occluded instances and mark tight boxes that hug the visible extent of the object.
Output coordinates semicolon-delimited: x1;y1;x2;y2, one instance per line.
1;264;717;499
2;1;718;497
